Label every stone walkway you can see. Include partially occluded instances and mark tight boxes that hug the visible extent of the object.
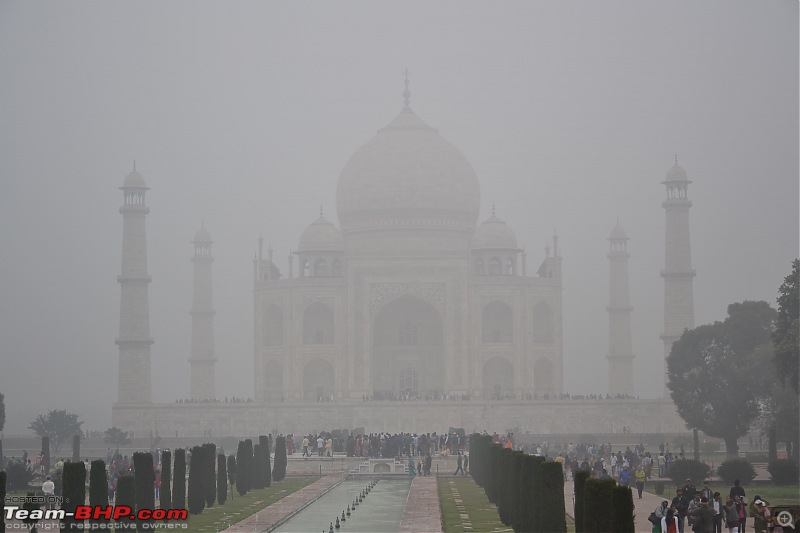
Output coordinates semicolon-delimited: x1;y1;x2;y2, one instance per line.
221;474;344;533
398;476;443;533
564;479;672;533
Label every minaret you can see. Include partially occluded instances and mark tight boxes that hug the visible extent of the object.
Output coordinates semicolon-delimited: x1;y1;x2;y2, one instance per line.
116;166;153;404
661;159;696;397
189;224;216;400
607;222;634;396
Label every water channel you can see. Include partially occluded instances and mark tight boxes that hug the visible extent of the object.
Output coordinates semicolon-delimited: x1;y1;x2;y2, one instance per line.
274;478;413;533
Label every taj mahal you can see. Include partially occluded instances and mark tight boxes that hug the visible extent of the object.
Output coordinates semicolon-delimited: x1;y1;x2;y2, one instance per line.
112;83;688;437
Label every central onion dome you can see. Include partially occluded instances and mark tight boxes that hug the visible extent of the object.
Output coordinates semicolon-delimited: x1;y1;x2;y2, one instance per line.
336;105;481;235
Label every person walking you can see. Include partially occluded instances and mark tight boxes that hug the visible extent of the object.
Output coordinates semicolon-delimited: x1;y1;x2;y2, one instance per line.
635;464;646;498
453;452;464;476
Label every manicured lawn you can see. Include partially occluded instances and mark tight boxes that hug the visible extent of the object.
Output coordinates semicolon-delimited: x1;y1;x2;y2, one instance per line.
746;485;800;505
438;476;575;533
438;476;508;532
182;477;315;533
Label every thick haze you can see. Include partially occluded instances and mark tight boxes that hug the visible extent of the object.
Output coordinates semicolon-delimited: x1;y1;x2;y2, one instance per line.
0;2;797;435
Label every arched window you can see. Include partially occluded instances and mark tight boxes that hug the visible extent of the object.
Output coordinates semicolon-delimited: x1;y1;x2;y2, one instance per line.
533;302;554;343
314;258;327;277
488;257;502;276
483;357;513;399
475;259;484;276
262;304;283;346
332;259;341;277
482;301;513;343
398;321;419;346
506;258;514;275
303;302;334;344
302;261;311;278
398;367;418;395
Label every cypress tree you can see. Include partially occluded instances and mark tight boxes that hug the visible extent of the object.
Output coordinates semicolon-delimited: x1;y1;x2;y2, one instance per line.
42;436;50;475
252;444;264;489
0;471;6;531
62;461;86;531
272;436;286;483
160;450;172;510
511;451;527;532
537;461;567;533
132;452;155;531
260;435;273;487
202;443;216;507
243;439;254;492
573;469;590;533
527;454;546;531
187;446;205;515
610;484;635;533
72;435;81;462
496;448;515;526
173;449;186;510
216;454;227;505
116;475;136;511
235;441;247;496
89;460;108;525
583;477;615;533
226;455;236;500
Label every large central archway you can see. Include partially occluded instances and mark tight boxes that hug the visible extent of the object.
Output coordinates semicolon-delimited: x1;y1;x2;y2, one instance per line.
372;295;444;399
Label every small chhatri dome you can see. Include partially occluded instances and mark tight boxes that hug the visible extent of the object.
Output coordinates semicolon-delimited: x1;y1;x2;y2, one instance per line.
193;224;212;243
121;169;147;189
609;223;628;240
298;215;343;252
473;213;518;250
663;162;690;183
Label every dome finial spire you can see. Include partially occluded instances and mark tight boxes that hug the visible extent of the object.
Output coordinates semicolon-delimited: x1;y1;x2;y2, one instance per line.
674;153;678;165
403;68;411;107
320;204;324;218
491;202;496;217
133;159;136;172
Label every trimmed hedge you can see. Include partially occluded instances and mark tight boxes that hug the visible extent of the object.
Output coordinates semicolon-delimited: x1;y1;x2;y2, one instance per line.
260;435;273;487
62;461;86;530
0;471;6;531
235;441;248;496
116;475;136;510
244;439;254;493
187;446;205;515
666;459;711;485
273;436;287;483
717;458;756;486
611;484;635;533
768;459;800;485
202;443;216;507
539;461;567;533
574;470;590;533
226;454;236;498
217;454;227;505
173;449;186;510
583;477;615;533
89;460;108;524
253;444;264;489
133;452;155;531
160;450;172;510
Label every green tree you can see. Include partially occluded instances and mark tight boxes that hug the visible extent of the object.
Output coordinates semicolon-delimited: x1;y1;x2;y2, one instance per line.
103;427;131;448
773;259;799;392
29;410;83;455
667;301;775;456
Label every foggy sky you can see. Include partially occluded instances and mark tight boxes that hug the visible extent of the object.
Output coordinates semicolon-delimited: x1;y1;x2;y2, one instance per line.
0;1;797;435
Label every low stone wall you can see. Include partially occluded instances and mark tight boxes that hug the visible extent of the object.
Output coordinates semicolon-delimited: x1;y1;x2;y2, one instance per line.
112;398;684;438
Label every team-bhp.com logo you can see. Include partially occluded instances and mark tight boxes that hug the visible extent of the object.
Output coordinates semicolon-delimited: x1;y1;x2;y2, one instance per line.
5;505;187;522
